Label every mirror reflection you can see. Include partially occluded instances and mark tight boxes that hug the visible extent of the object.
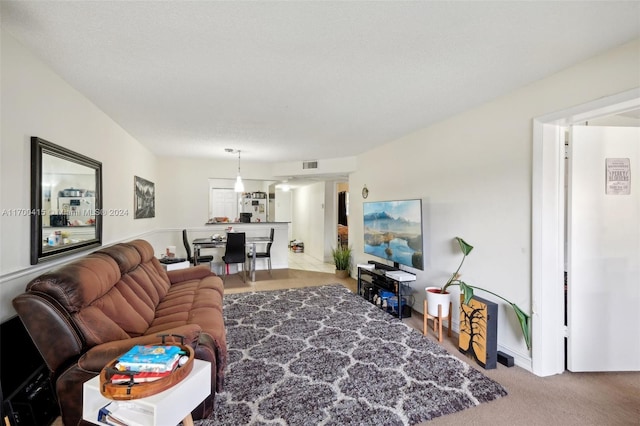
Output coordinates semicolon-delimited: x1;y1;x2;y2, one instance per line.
31;137;102;264
42;154;97;249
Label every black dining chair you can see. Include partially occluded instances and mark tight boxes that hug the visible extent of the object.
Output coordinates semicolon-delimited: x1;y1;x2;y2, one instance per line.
222;232;247;282
252;228;274;275
182;229;214;266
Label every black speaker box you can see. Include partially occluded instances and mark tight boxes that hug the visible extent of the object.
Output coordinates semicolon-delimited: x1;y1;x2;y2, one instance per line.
2;365;59;426
402;304;412;318
497;350;515;367
1;316;59;426
361;283;375;302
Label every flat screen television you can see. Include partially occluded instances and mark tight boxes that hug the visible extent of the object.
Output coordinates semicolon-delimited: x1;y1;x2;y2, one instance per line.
363;199;424;270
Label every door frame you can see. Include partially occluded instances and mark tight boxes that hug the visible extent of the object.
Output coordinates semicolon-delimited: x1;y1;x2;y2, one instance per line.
531;87;640;376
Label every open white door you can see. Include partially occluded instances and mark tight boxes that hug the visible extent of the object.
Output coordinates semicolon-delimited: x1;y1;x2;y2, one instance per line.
210;188;238;220
567;126;640;372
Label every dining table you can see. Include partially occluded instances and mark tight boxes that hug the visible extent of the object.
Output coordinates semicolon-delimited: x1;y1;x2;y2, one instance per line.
192;235;272;282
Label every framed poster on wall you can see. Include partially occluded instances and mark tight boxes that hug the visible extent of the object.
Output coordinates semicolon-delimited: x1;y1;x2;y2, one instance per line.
605;158;630;195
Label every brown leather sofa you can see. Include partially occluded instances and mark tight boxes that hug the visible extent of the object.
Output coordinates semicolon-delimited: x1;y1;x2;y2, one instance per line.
12;239;227;426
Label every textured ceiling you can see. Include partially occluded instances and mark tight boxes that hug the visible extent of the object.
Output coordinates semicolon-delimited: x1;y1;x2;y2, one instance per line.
1;1;639;163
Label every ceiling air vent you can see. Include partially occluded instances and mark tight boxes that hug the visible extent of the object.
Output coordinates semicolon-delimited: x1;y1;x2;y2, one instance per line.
302;160;318;170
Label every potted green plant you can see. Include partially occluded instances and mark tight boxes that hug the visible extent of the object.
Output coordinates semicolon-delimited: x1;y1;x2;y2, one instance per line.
428;237;531;349
332;245;352;278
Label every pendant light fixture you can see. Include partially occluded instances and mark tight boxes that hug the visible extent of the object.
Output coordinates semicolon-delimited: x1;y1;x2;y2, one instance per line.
226;148;245;192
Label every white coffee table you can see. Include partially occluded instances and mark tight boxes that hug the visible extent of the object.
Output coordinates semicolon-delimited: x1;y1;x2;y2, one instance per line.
82;359;211;426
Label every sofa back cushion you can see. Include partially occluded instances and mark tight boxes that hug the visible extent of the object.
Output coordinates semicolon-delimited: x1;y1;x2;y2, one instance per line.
90;240;172;338
25;240;173;346
26;253;120;312
25;252;132;346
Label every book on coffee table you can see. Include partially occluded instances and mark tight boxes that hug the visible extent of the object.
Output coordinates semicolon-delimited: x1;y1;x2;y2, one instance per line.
115;345;182;372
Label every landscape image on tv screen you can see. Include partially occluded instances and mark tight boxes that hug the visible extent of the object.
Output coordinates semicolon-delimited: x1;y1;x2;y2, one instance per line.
363;199;423;270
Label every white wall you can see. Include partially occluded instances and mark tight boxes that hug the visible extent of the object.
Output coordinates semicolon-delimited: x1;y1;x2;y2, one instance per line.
1;32;162;268
588;114;640;127
291;182;326;261
0;33;281;320
322;182;336;263
0;32;162;319
157;157;275;230
349;38;640;364
274;189;292;242
0;31;347;323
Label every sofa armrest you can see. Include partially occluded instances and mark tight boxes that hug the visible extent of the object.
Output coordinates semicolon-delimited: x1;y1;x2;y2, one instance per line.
78;324;202;372
166;265;215;284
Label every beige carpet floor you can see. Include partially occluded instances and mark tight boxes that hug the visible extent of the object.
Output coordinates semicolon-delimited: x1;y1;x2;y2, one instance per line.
224;269;640;426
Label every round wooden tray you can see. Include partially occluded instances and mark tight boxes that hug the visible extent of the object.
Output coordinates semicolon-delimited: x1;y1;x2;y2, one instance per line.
100;342;194;400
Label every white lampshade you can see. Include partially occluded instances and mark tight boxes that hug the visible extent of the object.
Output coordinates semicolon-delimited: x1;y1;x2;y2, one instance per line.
234;175;244;192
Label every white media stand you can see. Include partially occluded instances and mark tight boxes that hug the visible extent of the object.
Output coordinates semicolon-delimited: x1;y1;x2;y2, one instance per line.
82;359;211;426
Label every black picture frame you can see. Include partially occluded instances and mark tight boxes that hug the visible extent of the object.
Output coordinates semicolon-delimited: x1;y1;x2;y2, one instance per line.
134;176;155;219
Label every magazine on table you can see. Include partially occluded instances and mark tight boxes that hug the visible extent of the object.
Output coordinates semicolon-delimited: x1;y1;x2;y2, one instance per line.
109;369;174;384
97;401;152;426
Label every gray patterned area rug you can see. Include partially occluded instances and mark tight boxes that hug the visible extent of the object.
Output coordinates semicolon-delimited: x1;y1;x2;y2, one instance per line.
196;284;507;426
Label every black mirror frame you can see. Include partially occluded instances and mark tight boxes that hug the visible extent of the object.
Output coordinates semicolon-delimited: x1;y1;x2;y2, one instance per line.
30;137;103;264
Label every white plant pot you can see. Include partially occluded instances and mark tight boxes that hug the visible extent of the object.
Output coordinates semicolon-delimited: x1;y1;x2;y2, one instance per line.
425;287;451;317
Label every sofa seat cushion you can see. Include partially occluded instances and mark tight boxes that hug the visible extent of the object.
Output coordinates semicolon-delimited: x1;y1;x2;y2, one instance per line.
147;275;225;345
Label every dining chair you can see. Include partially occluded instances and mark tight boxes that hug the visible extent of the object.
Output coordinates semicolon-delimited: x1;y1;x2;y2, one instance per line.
222;232;247;282
252;228;274;275
182;229;214;265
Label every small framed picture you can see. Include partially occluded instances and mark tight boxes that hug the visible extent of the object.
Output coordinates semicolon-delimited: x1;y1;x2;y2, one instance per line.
134;176;155;219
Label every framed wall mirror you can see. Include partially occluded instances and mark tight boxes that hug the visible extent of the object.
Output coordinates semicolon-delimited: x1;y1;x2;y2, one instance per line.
30;137;103;264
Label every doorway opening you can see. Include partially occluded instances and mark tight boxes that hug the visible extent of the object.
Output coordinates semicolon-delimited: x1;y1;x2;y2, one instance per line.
337;183;349;249
532;88;640;376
